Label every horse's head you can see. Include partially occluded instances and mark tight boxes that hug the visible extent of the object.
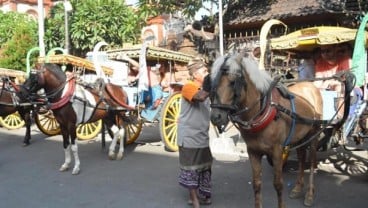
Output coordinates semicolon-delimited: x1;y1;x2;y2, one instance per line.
210;53;272;133
22;63;66;95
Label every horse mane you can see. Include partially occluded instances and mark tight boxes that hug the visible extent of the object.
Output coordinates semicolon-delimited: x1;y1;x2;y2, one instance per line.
211;53;272;93
43;63;66;81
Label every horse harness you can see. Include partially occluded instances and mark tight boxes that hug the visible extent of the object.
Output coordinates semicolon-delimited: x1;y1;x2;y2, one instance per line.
210;65;328;150
33;69;135;116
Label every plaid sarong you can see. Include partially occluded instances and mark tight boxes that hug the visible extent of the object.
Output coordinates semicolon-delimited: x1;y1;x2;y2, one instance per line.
178;147;213;198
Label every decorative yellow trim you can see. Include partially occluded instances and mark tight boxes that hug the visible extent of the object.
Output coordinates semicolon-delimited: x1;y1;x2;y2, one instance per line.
38;54;114;75
107;45;195;63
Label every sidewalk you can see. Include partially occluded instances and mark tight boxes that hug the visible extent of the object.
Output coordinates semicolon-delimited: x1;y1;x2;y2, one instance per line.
209;124;248;161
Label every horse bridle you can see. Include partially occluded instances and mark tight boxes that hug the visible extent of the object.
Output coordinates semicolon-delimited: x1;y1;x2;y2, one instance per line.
210;57;277;132
26;68;66;101
210;56;270;119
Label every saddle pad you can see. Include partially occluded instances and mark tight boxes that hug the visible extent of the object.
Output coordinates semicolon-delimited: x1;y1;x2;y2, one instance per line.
72;85;97;124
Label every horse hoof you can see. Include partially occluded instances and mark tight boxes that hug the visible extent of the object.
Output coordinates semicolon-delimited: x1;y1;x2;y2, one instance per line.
304;196;314;207
116;153;123;160
59;165;69;172
22;142;30;147
108;153;116;160
289;189;303;199
304;192;314;207
72;168;80;175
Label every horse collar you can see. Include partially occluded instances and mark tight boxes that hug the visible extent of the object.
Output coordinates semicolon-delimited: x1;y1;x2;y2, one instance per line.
231;89;279;133
49;77;76;110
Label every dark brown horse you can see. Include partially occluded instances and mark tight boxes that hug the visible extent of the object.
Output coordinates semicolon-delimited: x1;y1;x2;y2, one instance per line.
0;77;34;146
210;53;323;207
23;63;133;175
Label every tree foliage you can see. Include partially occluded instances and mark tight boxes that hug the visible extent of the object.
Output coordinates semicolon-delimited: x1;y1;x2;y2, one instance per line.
136;0;226;20
45;0;142;56
0;11;38;71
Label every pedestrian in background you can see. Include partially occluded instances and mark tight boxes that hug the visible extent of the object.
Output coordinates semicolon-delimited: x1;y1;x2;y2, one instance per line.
298;47;321;80
177;57;212;208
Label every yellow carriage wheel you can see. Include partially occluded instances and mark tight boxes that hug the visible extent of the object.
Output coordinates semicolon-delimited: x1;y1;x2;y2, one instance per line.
0;112;25;130
159;92;181;152
125;111;143;145
35;110;61;136
76;120;102;140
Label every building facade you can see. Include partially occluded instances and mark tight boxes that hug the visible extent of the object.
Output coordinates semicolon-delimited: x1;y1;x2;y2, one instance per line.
0;0;55;18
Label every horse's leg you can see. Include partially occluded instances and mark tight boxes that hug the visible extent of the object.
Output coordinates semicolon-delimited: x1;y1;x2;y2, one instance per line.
108;125;120;160
116;127;125;160
248;150;263;208
59;129;71;172
289;147;306;199
304;139;318;207
20;109;32;146
71;142;80;175
272;149;285;208
69;125;80;175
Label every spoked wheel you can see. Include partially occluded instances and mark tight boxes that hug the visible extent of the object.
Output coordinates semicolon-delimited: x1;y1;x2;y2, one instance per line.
76;120;102;140
0;112;25;130
159;92;181;152
125;111;143;145
35;110;61;136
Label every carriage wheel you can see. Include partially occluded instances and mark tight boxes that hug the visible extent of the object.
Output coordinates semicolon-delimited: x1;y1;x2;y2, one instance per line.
159;92;181;152
76;120;102;140
35;110;61;136
0;112;25;130
125;111;143;145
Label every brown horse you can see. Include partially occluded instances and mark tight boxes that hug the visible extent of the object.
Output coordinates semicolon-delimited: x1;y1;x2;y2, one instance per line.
23;63;133;175
0;77;34;146
210;53;323;207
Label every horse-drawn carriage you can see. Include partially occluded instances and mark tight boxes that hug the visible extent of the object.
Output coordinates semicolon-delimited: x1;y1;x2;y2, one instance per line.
11;41;195;174
266;24;368;151
210;19;368;207
0;67;27;130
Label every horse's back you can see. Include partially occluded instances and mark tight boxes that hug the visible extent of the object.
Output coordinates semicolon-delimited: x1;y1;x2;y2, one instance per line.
105;83;129;107
288;81;323;119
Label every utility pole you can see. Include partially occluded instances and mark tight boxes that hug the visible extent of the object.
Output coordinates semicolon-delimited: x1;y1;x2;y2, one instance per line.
64;0;73;54
37;0;45;57
218;0;224;56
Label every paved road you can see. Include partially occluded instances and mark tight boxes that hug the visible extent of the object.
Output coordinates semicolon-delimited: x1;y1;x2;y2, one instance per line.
0;124;367;208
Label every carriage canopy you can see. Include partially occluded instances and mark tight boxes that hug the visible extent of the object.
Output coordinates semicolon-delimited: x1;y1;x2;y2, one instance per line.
270;26;367;52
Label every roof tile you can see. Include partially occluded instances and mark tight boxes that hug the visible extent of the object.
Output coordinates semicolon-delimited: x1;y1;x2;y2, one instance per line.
224;0;345;26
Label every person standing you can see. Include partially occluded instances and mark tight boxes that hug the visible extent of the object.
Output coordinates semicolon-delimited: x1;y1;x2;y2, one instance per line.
177;57;212;208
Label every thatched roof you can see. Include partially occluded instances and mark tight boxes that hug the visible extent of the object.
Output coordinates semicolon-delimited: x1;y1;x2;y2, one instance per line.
224;0;368;29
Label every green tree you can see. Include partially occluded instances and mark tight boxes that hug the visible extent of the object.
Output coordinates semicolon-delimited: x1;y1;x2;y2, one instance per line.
0;11;38;71
136;0;227;20
45;0;141;56
136;0;229;28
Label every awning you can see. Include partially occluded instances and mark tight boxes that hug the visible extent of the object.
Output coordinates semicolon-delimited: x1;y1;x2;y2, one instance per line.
270;26;367;52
